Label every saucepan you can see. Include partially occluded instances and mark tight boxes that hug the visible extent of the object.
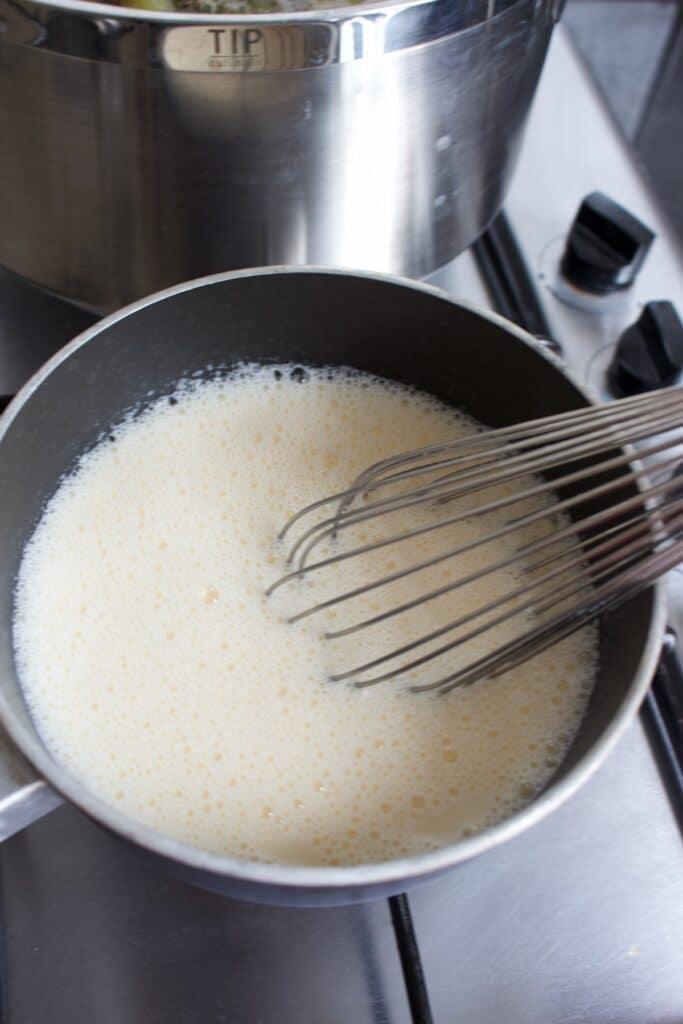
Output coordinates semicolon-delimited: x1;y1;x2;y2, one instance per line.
0;268;665;906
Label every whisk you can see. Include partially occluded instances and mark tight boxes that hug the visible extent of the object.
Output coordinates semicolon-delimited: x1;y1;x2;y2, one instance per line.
267;386;683;695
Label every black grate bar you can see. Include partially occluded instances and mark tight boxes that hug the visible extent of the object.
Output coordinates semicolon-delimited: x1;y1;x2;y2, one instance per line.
642;630;683;831
472;211;555;341
388;894;434;1024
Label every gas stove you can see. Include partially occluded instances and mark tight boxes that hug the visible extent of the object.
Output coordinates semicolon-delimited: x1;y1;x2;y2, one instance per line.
0;25;682;1024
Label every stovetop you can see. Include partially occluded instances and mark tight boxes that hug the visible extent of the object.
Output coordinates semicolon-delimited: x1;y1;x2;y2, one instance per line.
1;25;682;1024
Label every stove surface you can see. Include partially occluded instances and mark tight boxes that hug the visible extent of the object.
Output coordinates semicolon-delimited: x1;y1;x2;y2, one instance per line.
1;25;682;1024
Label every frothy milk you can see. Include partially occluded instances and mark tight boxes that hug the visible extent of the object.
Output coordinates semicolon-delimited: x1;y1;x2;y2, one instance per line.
13;367;596;865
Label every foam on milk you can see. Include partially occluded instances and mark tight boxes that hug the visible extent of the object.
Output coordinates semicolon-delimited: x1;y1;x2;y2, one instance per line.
12;366;597;866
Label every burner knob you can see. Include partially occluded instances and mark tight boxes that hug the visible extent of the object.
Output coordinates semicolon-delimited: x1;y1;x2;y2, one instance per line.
608;301;683;395
561;192;655;294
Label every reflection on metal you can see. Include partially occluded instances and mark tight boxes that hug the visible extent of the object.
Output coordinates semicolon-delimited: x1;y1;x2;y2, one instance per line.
0;727;61;840
0;0;555;311
3;0;522;65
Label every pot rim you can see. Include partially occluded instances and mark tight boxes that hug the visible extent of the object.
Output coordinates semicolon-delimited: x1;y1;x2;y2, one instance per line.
13;0;528;29
0;265;666;897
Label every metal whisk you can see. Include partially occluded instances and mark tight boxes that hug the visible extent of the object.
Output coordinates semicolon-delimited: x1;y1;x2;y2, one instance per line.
267;386;683;695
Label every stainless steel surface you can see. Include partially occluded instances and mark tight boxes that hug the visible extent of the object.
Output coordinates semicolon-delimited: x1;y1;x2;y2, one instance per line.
0;719;680;1024
410;719;683;1024
3;717;680;1024
0;0;556;311
0;803;413;1024
273;387;683;694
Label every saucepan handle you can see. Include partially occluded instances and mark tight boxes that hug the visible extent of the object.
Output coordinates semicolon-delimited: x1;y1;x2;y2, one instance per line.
0;725;62;840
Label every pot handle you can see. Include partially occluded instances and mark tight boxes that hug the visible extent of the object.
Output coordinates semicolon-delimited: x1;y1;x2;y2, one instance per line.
0;725;62;840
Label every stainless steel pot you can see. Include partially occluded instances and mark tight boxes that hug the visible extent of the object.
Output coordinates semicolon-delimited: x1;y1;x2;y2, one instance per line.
1;0;560;312
0;268;665;905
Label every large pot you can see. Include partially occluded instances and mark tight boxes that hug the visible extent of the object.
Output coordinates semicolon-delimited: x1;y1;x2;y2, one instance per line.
0;269;665;905
0;0;559;312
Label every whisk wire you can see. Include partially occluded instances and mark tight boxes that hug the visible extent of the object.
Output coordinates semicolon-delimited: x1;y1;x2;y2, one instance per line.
269;386;683;695
272;404;683;585
332;498;683;688
276;388;683;543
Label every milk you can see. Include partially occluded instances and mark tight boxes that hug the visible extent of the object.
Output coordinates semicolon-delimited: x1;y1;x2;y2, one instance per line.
13;366;596;866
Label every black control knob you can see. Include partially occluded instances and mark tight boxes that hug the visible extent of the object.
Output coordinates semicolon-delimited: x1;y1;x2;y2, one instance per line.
608;301;683;395
561;192;655;294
